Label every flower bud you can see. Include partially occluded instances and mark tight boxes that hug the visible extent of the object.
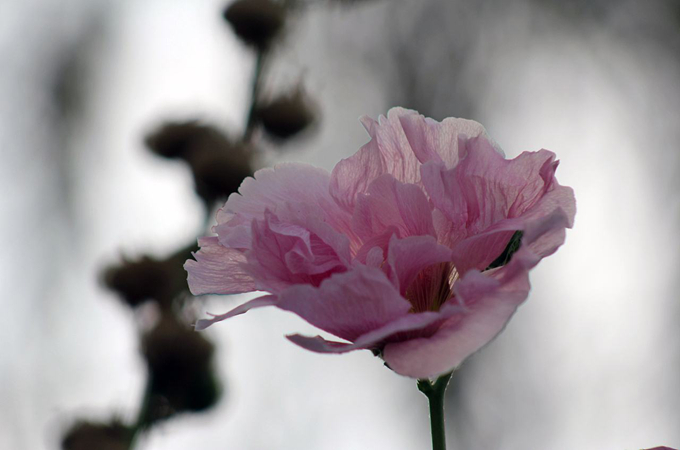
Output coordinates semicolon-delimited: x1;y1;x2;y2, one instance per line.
61;420;131;450
223;0;286;50
256;89;316;141
141;315;220;421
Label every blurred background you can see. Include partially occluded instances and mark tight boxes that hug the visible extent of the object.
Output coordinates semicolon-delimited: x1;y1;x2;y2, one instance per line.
2;0;679;449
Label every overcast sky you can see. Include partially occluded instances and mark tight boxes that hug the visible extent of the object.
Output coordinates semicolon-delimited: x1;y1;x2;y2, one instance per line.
1;0;679;449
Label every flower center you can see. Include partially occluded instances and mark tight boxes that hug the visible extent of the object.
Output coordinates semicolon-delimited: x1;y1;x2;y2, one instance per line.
405;262;458;313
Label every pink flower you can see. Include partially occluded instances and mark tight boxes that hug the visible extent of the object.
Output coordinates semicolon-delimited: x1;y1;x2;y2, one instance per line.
185;108;575;378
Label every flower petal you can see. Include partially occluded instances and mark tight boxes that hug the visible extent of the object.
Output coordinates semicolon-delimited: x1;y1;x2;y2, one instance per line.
424;139;561;235
286;302;466;354
276;265;412;342
385;235;453;295
398;112;492;167
330;133;386;212
245;211;348;293
423;136;574;272
185;237;256;295
215;162;355;250
448;163;575;274
381;264;527;378
381;208;567;378
330;108;423;211
195;295;277;330
352;174;435;241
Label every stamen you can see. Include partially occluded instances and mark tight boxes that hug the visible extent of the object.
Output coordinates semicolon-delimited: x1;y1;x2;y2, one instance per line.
405;263;458;313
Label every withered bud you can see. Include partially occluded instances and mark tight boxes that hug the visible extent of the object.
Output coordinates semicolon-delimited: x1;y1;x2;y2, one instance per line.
103;255;185;308
61;420;131;450
144;121;228;161
144;121;252;205
141;315;220;421
188;143;252;204
223;0;286;50
256;89;316;141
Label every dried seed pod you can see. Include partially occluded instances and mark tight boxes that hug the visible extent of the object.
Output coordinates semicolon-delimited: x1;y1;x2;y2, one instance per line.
256;90;316;141
144;121;252;205
188;142;252;204
102;241;199;310
61;420;131;450
103;256;176;308
223;0;286;50
144;121;221;160
141;315;220;422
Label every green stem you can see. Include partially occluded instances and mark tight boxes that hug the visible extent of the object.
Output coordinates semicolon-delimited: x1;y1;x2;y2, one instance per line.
417;371;454;450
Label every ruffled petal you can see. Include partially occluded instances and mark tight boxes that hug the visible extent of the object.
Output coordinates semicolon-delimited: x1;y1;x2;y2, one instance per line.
449;219;524;275
215;163;356;250
371;108;423;184
423;136;574;271
385;235;453;295
330;108;423;211
381;208;569;378
185;237;256;295
245;211;348;293
425;139;561;234
276;265;412;342
381;261;527;378
286;302;465;354
352;174;435;241
398;112;492;167
330;135;386;213
352;227;398;265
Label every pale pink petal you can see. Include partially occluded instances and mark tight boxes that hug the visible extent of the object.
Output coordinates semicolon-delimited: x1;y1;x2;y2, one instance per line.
217;163;330;221
287;302;465;354
365;246;384;268
352;174;435;241
381;207;567;378
246;211;348;293
195;295;277;330
381;257;529;378
276;201;353;266
372;108;423;184
330;108;423;211
448;154;575;274
330;137;386;212
448;188;575;275
276;265;412;342
450;219;524;275
385;235;453;295
352;227;397;265
398;113;491;167
423;136;574;273
423;138;561;236
521;207;573;259
185;237;256;295
214;162;355;247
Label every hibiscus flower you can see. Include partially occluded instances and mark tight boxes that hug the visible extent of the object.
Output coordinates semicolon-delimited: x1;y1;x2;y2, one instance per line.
185;107;575;378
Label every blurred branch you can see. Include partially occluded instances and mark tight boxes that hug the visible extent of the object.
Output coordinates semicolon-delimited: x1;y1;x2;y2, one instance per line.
244;49;267;143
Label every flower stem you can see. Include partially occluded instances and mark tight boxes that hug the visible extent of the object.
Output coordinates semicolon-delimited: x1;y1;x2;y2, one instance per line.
417;371;454;450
